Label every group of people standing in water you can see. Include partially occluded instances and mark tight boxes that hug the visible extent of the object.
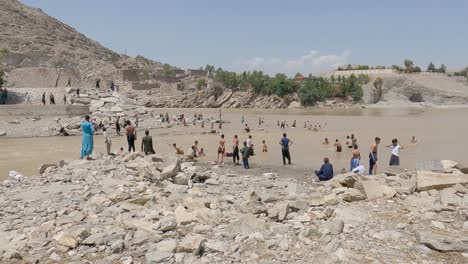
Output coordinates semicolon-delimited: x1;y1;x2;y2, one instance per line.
80;113;413;183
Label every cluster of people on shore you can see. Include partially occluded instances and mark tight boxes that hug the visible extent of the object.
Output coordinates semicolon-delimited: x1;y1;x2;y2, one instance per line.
213;133;272;169
80;114;156;160
79;113;416;184
315;135;413;181
40;92;61;105
0;88;8;104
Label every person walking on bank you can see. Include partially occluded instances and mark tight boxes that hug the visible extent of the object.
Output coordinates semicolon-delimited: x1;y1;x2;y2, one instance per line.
96;79;101;89
63;94;67;105
80;115;94;160
41;92;46;105
279;133;293;165
49;93;55;105
369;137;380;175
387;138;404;166
125;120;137;152
25;92;32;104
141;130;155;155
103;127;112;155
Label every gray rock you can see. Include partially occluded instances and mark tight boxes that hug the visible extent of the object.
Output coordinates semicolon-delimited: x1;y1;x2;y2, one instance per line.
154;216;177;232
319;220;344;235
160;159;181;180
342;188;366;202
109;239;125;254
145;251;173;264
173;172;189;185
177;234;205;255
38;163;57;174
354;180;396;200
203;240;230;253
440;188;463;206
373;230;404;241
287;182;310;195
418;232;468;252
156;239;178;253
416;171;468;191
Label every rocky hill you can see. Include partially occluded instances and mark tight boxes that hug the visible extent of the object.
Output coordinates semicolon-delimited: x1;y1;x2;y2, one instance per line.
0;0;164;87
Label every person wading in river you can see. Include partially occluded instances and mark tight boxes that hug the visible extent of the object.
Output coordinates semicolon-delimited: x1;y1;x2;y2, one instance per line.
216;134;226;164
350;144;361;171
369;137;380;175
141;130;155;155
103;128;112;155
125;120;136;152
279;133;292;165
233;135;240;165
80;115;94;160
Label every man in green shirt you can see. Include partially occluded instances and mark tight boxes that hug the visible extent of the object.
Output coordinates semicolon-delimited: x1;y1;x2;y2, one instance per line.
141;130;155;155
240;141;250;169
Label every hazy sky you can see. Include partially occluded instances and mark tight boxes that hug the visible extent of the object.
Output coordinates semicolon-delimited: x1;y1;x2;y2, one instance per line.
21;0;468;75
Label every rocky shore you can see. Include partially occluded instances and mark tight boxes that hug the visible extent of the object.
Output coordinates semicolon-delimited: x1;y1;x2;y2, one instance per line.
0;152;467;263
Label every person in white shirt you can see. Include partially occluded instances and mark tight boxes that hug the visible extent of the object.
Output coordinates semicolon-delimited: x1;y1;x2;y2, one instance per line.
25;92;32;104
352;165;365;174
386;138;404;166
103;128;112;155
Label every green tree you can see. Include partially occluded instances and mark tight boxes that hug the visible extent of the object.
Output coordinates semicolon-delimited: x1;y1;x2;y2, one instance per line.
267;73;298;96
404;59;414;73
196;79;207;90
439;64;447;73
294;72;304;79
162;63;175;77
0;68;6;88
391;65;403;72
427;62;436;72
0;48;8;58
205;65;215;76
413;66;422;73
356;74;370;84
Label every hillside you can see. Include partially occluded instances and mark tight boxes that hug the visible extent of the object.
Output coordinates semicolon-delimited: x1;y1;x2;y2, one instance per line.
0;0;164;87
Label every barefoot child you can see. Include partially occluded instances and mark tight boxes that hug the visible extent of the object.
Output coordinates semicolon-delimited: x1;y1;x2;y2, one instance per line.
262;140;268;152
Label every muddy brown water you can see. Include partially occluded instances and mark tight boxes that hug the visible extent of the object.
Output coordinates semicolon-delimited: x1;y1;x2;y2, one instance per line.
1;107;466;180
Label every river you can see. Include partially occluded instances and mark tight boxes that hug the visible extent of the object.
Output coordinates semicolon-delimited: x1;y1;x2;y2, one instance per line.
1;107;465;180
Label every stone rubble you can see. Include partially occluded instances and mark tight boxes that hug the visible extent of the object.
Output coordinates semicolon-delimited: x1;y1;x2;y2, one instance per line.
0;155;467;263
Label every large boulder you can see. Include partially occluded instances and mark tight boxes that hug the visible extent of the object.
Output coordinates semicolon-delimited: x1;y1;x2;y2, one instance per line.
145;251;173;264
38;163;57;174
174;206;198;226
73;97;91;105
418;232;468;252
416;171;468;191
176;234;205;255
54;232;78;249
354;180;396;200
342;188;366;202
160;159;181;180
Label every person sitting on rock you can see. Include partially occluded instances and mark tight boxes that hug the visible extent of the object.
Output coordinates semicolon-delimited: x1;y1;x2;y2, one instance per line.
315;158;334;181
